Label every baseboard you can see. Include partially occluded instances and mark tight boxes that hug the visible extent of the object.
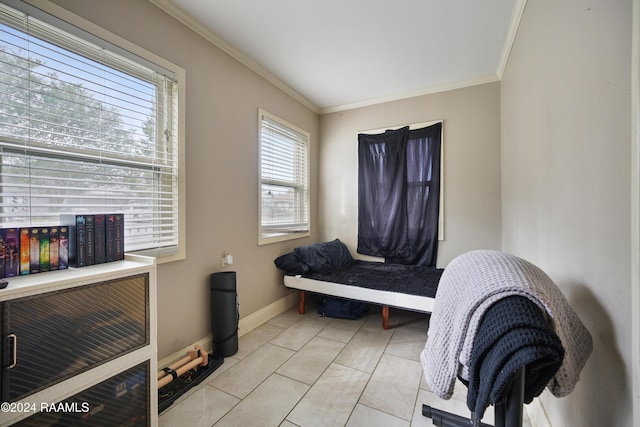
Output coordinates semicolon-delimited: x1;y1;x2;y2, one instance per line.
525;397;552;427
158;291;298;368
158;335;214;370
238;291;299;336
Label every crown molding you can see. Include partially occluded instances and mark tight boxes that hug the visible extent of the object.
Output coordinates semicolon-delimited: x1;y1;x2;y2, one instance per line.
149;0;525;116
148;0;320;114
497;0;528;78
320;74;500;115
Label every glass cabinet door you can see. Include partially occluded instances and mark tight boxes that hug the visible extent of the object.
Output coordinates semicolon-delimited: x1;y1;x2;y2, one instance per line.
1;274;148;402
15;360;150;426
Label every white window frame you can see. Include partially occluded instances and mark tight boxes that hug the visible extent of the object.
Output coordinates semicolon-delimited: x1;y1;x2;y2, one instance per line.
0;0;186;263
258;109;310;245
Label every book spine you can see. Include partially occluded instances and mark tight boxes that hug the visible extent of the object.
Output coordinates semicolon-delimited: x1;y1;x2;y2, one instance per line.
0;229;5;279
19;228;30;275
59;215;78;267
5;228;19;277
106;214;115;262
29;228;40;274
76;215;87;267
85;214;95;266
94;214;106;264
39;227;50;272
114;214;124;261
49;227;59;271
58;226;69;270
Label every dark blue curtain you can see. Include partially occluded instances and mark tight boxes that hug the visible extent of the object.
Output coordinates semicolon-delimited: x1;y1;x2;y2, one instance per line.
357;126;410;258
357;122;442;267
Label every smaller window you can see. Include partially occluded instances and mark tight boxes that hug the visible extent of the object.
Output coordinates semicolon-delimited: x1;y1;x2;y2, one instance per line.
258;109;310;245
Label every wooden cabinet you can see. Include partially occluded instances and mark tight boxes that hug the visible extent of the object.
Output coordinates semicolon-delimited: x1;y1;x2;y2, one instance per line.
0;255;157;426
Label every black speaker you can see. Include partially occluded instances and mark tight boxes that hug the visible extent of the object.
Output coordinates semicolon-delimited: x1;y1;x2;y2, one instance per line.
209;271;239;357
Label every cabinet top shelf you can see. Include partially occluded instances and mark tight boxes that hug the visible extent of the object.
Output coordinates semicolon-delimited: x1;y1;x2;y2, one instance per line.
0;254;156;302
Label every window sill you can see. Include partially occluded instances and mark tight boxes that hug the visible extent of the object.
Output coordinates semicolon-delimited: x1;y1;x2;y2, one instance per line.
259;231;310;246
131;246;185;264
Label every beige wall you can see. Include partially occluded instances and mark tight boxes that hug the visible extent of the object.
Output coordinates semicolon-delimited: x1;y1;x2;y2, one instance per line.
319;83;502;268
49;0;320;358
26;2;634;425
501;1;633;426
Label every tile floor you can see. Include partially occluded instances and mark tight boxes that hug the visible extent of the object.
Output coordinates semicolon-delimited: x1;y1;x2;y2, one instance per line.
158;303;533;427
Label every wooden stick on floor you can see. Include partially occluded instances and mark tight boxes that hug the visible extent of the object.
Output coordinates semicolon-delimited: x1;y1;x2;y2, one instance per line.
157;345;208;389
157;354;195;380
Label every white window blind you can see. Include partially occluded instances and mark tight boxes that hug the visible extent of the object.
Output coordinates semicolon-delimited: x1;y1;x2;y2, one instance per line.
259;109;309;244
0;1;180;253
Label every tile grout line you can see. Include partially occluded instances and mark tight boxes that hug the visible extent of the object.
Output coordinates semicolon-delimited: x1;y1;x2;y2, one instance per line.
342;312;398;425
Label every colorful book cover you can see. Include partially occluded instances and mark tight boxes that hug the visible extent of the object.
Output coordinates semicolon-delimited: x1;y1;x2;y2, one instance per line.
19;228;30;275
39;227;50;272
49;227;59;271
94;214;106;264
5;228;19;277
58;226;69;270
29;228;40;274
60;214;86;267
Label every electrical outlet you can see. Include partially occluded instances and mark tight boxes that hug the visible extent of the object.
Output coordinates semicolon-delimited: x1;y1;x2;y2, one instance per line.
221;253;233;267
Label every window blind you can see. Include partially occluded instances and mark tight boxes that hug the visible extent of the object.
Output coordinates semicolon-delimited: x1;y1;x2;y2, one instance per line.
0;1;180;253
259;110;309;243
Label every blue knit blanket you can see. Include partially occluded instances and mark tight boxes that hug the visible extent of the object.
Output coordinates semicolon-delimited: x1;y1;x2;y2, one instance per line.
466;295;564;418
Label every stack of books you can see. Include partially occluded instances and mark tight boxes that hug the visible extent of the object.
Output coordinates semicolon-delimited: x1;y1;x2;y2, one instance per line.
0;227;69;278
0;213;125;279
60;214;125;268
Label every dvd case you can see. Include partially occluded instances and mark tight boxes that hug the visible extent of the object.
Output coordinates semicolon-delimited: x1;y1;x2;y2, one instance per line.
19;228;30;275
60;214;87;267
58;226;69;270
39;227;50;272
29;228;40;274
5;228;19;277
50;227;59;271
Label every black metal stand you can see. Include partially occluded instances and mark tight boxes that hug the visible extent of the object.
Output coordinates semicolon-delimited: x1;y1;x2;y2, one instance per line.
158;354;224;413
422;366;525;427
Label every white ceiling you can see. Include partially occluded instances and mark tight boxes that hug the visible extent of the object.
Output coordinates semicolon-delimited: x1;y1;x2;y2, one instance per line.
151;0;522;113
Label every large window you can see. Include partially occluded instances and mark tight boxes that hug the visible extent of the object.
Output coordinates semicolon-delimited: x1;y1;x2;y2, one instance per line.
258;109;310;245
0;1;183;259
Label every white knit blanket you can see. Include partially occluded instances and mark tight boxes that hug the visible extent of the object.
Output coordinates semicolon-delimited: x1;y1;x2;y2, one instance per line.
421;250;593;400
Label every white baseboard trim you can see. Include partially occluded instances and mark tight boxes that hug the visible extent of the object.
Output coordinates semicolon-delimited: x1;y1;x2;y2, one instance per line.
158;291;298;369
525;397;552;427
238;291;299;336
158;335;214;370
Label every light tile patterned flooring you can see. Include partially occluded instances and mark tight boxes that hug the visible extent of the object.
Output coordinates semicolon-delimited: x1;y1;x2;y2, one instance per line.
158;303;533;427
